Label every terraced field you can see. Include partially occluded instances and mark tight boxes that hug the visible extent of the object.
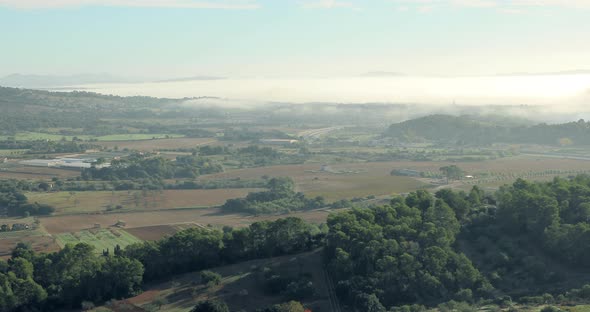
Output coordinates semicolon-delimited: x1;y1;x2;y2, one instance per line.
55;228;142;252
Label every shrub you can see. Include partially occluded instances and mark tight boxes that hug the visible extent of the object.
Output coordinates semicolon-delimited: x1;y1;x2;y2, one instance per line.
200;270;222;286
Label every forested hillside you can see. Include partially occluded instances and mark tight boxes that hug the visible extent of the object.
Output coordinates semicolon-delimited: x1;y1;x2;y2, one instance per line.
325;175;590;311
386;114;590;146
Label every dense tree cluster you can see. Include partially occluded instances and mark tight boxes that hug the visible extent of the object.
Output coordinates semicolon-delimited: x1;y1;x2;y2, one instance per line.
460;175;590;295
82;154;223;180
386;114;590;146
222;177;326;214
0;181;55;216
0;243;143;311
325;190;493;311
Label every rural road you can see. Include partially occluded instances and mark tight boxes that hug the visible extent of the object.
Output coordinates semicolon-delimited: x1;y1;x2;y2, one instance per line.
323;268;343;312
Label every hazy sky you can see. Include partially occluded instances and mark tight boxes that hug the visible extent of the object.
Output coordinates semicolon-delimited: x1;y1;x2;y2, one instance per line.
0;0;589;78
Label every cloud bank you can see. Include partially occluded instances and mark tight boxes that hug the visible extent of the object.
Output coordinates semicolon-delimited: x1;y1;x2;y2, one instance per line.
0;0;260;9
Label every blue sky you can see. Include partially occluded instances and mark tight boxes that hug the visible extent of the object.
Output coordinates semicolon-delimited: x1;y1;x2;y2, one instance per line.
1;0;589;78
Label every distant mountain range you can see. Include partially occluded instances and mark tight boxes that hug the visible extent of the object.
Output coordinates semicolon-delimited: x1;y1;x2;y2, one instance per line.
154;76;226;83
0;73;227;88
495;70;590;76
360;71;406;77
0;73;137;88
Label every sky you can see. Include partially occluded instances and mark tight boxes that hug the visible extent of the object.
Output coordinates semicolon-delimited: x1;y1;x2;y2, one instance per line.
1;0;589;79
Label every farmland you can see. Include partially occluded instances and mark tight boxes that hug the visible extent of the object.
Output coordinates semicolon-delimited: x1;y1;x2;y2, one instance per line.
0;164;81;179
55;228;142;252
200;155;590;200
26;188;261;215
96;137;217;151
39;207;339;235
0;132;184;142
125;223;202;241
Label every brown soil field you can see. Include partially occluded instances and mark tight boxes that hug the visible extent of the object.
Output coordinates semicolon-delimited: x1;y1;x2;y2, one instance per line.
0;166;81;180
28;188;262;215
97;138;217;151
40;208;339;235
201;163;427;200
200;155;590;200
0;235;60;259
125;223;202;241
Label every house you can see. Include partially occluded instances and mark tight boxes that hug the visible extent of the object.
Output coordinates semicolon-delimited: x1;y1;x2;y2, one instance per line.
259;139;299;146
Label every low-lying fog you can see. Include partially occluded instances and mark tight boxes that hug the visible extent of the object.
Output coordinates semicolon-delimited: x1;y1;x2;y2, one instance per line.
70;74;590;109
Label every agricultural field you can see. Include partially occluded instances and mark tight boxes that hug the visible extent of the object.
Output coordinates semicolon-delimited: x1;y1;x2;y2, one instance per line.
0;132;185;142
96;137;216;151
40;207;339;235
0;235;59;259
125;223;203;241
202;155;590;198
108;249;330;312
0;132;89;141
0;161;83;179
201;163;428;201
26;188;261;215
55;228;142;252
0;217;60;258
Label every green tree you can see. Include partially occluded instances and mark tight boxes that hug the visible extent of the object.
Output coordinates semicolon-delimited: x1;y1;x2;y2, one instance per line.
440;165;464;183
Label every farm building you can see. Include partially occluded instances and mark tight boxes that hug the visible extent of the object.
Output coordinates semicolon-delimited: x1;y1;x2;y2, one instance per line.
20;159;61;167
20;157;110;169
259;139;299;146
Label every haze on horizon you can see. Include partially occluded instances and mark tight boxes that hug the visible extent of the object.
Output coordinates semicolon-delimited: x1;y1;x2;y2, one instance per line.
1;0;589;106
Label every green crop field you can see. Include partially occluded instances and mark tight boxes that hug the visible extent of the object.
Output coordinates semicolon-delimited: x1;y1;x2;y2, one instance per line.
55;228;142;252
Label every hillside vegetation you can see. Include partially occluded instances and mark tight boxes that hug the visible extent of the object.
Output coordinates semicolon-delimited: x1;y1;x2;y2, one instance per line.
386;114;590;146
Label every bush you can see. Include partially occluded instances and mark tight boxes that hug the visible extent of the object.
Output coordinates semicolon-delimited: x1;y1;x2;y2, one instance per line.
200;270;222;286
